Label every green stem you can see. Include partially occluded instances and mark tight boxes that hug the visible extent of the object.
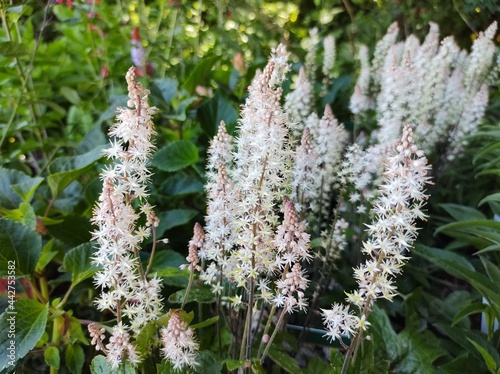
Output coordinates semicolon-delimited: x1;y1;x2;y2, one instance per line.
260;308;286;362
257;304;276;357
181;269;195;310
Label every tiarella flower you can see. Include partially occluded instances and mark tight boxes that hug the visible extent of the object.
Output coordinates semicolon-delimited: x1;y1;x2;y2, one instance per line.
273;198;311;313
322;124;431;341
160;312;199;371
181;222;204;273
448;84;489;160
89;67;163;367
230;44;293;288
305;27;319;81
292;127;318;214
106;323;141;369
309;105;349;228
371;22;399;88
350;45;372;114
284;66;314;140
375;52;417;144
464;21;497;91
88;323;106;352
322;34;336;84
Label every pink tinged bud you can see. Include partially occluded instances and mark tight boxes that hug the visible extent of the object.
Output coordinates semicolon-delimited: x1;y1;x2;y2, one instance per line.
262;334;270;343
233;52;246;73
100;66;110;79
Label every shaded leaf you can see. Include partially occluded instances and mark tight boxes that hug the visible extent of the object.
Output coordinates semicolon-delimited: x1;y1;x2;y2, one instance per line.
198;93;239;137
169;284;216;304
0;218;41;276
63;243;99;287
65;343;85;374
0;41;29;57
0;299;49;371
440;204;486;221
156;209;198;238
467;338;498;373
161;174;204;196
47;146;103;198
191;316;219;329
195;351;223;374
152;141;199;172
0;167;43;209
152;78;178;104
44;346;60;369
267;346;303;374
452;302;488;327
47;214;92;247
183;55;219;94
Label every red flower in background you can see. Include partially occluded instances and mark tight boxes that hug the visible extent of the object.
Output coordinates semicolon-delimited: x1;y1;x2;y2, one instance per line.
55;0;74;8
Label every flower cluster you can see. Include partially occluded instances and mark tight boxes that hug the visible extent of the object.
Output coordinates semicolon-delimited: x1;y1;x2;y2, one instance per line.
307;105;349;229
229;44;294;288
160;312;199;371
272;197;312;312
351;21;498;157
322;125;431;342
90;67;163;367
284;67;314;140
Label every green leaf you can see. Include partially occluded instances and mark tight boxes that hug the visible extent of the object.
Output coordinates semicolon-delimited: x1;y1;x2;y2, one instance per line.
413;245;500;314
0;299;49;371
191;316;219;329
183;55;219;94
452;302;489;327
369;306;442;373
156;209;198;237
474;244;500;255
152;141;199;172
440;204;486;221
434;323;500;366
267;346;303;374
146;249;185;271
0;167;43;209
225;359;247;370
479;193;500;207
329;350;344;369
11;176;44;203
303;357;337;374
47;146;103;198
436;219;500;234
481;257;500;285
19;202;36;230
467;338;498;373
69;316;89;345
195;351;223;374
65;343;85;374
154;267;189;287
474;140;500;163
36;239;58;273
0;218;41;276
169;284;216;304
413;244;474;271
90;355;135;374
63;243;99;287
48;214;93;247
135;322;158;356
0;41;30;57
60;87;81;105
44;346;60;369
152;78;178;104
75;125;107;154
198;94;239;137
161;174;204;196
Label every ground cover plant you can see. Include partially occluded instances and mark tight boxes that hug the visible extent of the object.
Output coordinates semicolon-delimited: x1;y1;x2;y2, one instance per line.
1;1;499;373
